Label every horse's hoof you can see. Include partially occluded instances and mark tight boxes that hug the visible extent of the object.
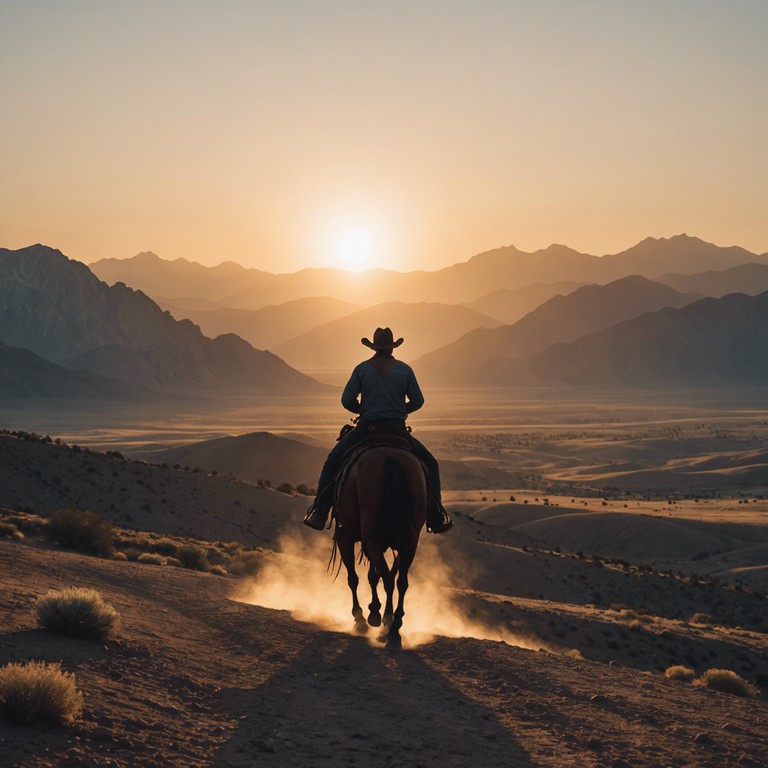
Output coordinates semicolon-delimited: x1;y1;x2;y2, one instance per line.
386;634;403;651
367;611;381;627
354;619;369;635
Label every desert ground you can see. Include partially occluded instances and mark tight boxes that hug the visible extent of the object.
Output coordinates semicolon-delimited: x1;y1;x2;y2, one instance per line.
1;391;767;766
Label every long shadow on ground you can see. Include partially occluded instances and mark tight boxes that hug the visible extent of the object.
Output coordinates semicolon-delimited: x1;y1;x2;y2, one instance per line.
213;632;537;768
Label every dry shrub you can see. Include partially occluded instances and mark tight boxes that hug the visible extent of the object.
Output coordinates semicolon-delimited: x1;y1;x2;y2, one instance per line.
691;612;714;625
695;669;759;698
112;551;128;562
665;665;696;682
228;551;262;576
35;587;120;641
210;565;227;576
165;556;180;567
137;552;165;566
176;543;210;572
628;619;643;631
122;548;142;562
0;661;83;725
44;508;114;556
150;537;177;556
0;521;23;540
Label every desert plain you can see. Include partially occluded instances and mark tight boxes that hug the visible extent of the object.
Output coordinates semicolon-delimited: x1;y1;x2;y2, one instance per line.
1;390;767;768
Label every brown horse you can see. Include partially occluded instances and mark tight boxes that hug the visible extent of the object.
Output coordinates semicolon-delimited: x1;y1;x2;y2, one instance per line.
334;444;428;648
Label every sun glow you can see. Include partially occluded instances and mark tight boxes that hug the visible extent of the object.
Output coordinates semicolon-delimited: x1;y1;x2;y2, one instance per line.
335;228;375;271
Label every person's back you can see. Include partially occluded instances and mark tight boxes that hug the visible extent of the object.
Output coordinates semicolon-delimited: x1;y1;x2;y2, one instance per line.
303;327;452;534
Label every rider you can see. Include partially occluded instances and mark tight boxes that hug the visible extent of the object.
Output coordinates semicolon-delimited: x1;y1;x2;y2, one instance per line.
303;326;453;534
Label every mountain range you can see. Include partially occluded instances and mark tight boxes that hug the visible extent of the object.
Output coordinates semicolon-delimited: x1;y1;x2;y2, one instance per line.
416;276;701;386
5;235;768;398
90;234;768;309
482;291;768;389
0;245;325;395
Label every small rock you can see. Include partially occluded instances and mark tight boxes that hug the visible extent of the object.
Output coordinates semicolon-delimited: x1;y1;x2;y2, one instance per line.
589;694;609;704
693;732;714;745
722;722;741;733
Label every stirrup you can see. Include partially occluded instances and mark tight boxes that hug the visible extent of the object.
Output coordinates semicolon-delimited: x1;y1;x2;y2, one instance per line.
426;504;453;534
303;503;329;531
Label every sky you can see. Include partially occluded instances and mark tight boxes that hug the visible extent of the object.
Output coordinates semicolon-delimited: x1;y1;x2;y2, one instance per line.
1;0;767;273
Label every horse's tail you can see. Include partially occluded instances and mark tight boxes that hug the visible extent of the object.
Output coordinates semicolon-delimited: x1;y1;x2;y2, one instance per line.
382;456;412;550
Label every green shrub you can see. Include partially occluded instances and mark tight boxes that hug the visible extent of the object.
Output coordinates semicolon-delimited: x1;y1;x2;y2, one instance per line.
665;665;696;682
695;669;758;698
0;661;83;725
35;587;120;641
176;543;210;571
137;552;165;566
44;509;114;556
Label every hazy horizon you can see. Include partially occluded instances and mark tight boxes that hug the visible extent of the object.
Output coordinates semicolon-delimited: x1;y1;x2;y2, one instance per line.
2;1;767;273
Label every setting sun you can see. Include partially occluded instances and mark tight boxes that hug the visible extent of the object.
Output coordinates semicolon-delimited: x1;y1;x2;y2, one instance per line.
335;228;375;271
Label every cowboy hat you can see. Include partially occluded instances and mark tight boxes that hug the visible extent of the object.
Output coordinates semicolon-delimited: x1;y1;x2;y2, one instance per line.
361;327;404;350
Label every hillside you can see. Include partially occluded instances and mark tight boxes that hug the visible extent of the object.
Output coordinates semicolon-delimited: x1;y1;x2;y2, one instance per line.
484;291;768;389
417;276;698;386
273;301;504;370
461;281;587;324
155;297;366;351
0;431;305;545
656;263;768;298
0;342;154;401
135;431;329;489
1;497;767;767
0;245;324;393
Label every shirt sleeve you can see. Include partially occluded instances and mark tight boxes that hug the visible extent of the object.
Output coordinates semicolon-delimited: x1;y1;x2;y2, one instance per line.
405;367;425;414
341;365;362;413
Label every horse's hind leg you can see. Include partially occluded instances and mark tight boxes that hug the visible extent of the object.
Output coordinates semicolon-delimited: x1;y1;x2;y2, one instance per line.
365;542;395;632
338;537;367;634
367;562;382;627
387;552;414;650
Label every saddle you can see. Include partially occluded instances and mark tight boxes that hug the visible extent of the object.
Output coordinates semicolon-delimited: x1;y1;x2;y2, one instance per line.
334;433;413;492
331;432;433;514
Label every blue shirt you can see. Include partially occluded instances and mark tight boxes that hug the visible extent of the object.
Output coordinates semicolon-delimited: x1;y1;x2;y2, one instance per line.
341;358;425;421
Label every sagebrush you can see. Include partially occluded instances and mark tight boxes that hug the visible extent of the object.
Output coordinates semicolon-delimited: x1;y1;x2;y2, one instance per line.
44;508;114;555
665;665;696;682
695;668;759;698
176;543;210;571
0;661;83;725
35;587;120;641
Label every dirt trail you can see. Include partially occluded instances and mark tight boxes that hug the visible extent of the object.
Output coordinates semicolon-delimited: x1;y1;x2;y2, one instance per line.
1;541;767;768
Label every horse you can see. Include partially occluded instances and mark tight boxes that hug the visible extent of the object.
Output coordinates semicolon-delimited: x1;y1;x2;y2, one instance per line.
333;443;428;649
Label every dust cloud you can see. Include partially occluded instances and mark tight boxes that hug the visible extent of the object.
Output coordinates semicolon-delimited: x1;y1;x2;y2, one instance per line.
234;529;549;651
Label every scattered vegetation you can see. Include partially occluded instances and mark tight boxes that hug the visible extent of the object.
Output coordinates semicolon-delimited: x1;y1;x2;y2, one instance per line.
665;665;696;682
44;508;114;556
0;521;23;540
176;543;210;571
35;587;120;641
0;661;83;725
137;552;165;566
228;551;262;576
690;612;714;625
695;669;759;698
